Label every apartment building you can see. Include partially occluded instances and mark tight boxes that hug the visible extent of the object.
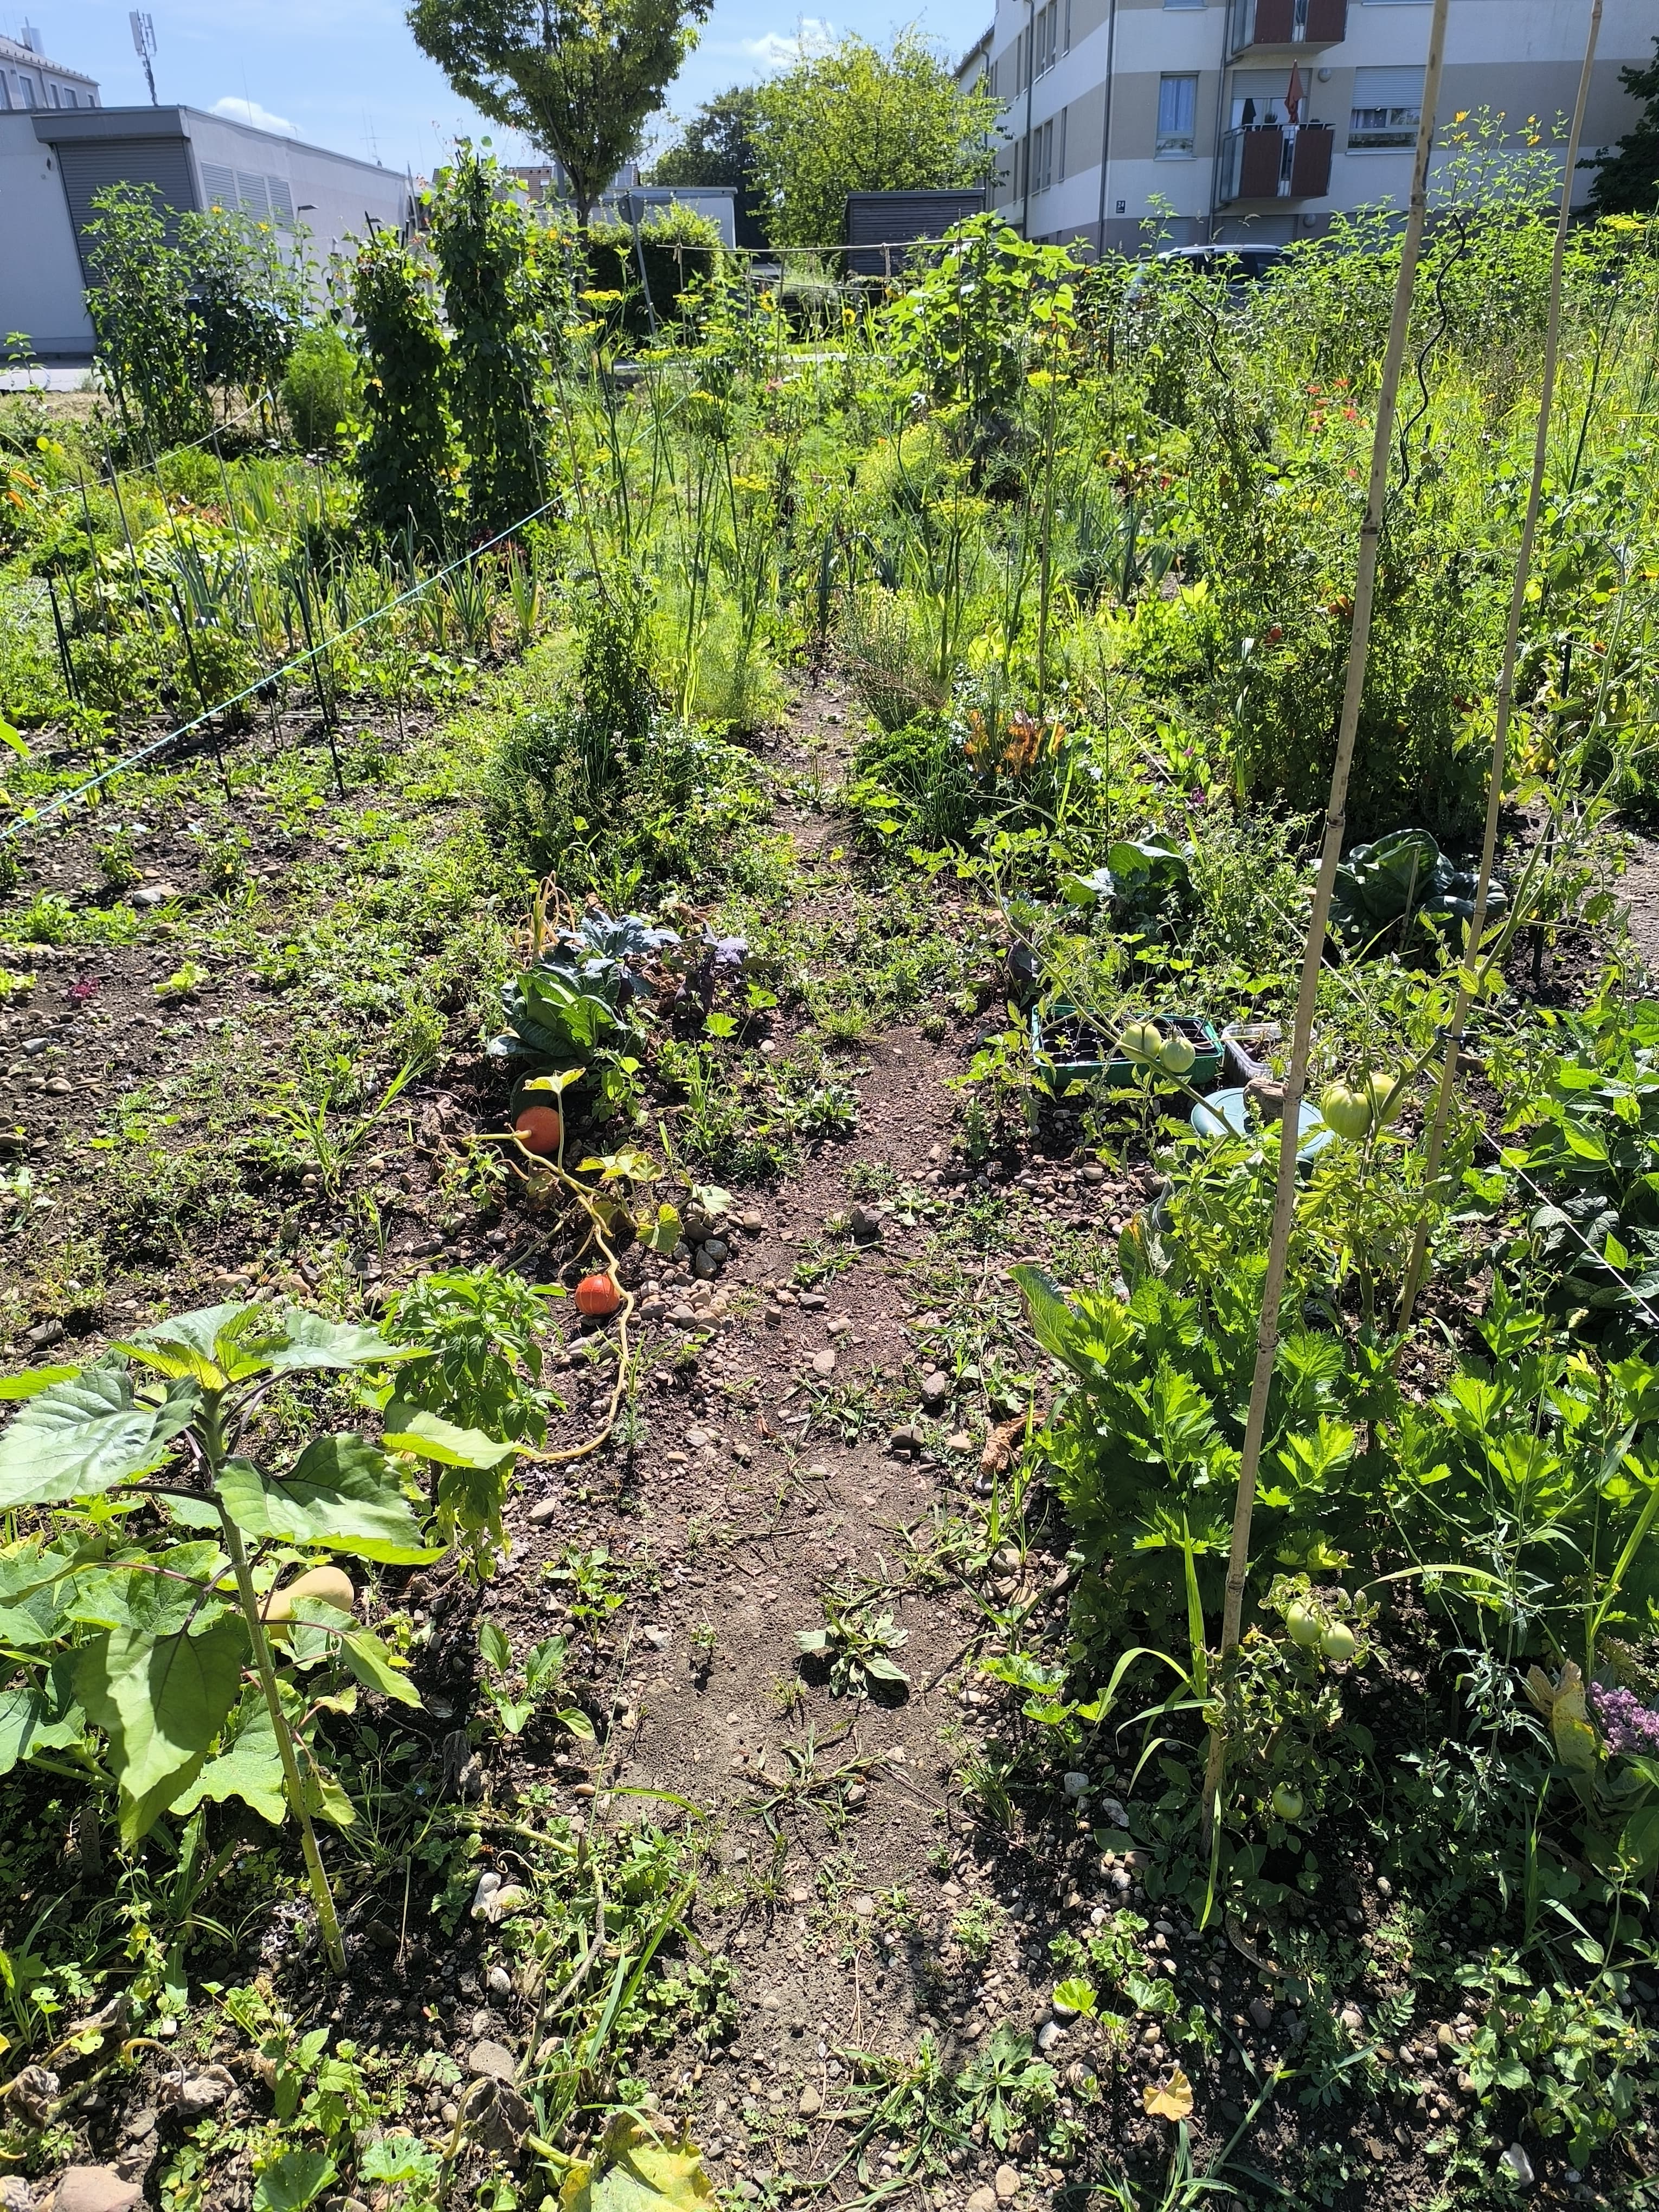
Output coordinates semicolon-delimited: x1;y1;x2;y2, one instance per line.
0;23;99;113
964;0;1651;254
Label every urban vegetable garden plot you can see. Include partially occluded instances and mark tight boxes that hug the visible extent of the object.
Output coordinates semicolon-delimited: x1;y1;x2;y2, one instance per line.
2;130;1659;2212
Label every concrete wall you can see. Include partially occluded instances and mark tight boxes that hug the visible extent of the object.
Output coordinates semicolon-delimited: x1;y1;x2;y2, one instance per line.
0;113;94;358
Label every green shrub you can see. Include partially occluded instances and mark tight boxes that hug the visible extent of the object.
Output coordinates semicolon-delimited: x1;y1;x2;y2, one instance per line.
585;207;723;343
282;325;362;454
485;586;760;897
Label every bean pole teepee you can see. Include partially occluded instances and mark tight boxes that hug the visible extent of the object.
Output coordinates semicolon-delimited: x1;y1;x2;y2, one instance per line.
1199;0;1611;1854
1394;0;1606;1335
1198;0;1455;1845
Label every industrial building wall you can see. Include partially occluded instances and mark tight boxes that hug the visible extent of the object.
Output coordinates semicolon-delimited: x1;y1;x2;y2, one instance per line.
2;105;411;365
0;113;94;360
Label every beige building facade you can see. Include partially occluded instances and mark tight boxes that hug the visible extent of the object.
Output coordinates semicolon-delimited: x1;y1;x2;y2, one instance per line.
963;0;1652;253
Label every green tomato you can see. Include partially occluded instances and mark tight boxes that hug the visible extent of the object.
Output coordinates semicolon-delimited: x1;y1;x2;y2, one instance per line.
1271;1783;1304;1821
1159;1032;1197;1076
1319;1084;1372;1141
1121;1019;1165;1064
1320;1621;1357;1662
1367;1071;1405;1127
1285;1603;1322;1648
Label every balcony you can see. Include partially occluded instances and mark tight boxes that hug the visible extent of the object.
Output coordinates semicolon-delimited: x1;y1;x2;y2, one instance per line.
1229;0;1347;56
1217;124;1334;202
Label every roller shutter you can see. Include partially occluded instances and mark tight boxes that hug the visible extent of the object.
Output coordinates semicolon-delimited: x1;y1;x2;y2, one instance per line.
53;135;199;278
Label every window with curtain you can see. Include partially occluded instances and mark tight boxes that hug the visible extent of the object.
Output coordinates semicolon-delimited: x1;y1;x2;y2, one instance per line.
1156;74;1199;156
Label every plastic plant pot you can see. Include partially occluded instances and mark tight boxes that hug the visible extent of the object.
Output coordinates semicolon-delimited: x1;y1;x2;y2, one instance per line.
1031;1004;1225;1093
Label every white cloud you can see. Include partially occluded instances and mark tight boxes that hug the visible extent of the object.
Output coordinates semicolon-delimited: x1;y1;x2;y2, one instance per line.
210;95;298;136
740;18;836;69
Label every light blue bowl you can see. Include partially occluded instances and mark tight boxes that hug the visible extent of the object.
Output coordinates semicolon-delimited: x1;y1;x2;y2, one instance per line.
1189;1085;1335;1166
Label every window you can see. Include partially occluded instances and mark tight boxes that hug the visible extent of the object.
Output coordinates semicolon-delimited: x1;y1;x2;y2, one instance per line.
1058;104;1068;180
1156;73;1199;156
18;70;38;107
1349;65;1423;148
1034;3;1059;79
0;74;11;111
1064;0;1073;51
267;177;295;224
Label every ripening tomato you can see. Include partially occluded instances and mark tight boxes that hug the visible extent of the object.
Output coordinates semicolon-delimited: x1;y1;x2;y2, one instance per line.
514;1104;563;1156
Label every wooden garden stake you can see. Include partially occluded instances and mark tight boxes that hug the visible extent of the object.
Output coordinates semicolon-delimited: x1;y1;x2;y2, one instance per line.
1394;0;1605;1336
1200;0;1452;1851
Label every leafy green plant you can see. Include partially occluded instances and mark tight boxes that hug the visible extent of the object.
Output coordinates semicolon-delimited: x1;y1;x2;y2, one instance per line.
0;1302;456;1972
1456;1954;1657;2169
281;324;363;454
544;1545;629;1645
1328;827;1505;951
797;1587;909;1698
477;1620;594;1741
348;226;455;554
83;182;207;447
427;145;554;541
950;1894;1003;1962
388;1264;561;1443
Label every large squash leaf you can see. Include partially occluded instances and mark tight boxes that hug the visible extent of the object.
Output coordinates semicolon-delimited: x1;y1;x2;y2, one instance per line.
115;1302;281;1388
0;1661;86;1777
172;1691;288;1826
76;1613;247;1843
66;1542;224;1635
264;1310;411;1375
0;1367;199;1509
217;1437;439;1564
382;1402;517;1469
562;2115;716;2212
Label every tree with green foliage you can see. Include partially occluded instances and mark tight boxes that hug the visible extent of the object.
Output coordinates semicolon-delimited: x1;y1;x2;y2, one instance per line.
1583;37;1659;216
407;0;711;228
650;82;767;245
749;31;1001;250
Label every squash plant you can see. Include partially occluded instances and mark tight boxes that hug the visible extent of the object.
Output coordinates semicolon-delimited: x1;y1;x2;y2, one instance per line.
0;1301;506;1974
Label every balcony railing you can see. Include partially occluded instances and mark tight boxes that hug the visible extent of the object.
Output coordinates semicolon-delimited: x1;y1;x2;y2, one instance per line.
1217;124;1334;202
1229;0;1347;54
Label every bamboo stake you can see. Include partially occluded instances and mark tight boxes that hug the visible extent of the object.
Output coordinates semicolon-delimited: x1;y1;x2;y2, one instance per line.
1199;0;1453;1849
1394;0;1605;1336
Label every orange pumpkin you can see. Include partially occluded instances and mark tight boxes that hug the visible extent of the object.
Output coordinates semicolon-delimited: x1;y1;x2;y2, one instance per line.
514;1104;563;1156
575;1272;622;1317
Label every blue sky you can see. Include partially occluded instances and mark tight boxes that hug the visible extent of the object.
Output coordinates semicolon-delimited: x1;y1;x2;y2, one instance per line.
11;3;985;175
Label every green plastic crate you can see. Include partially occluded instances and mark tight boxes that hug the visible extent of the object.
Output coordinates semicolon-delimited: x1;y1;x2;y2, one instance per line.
1031;1004;1224;1092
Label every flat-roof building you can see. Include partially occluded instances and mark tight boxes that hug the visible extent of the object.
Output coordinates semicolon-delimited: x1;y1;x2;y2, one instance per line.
2;73;412;362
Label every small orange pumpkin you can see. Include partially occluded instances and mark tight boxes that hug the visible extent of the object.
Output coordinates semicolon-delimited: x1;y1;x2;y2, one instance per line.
514;1104;563;1156
575;1272;622;1317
